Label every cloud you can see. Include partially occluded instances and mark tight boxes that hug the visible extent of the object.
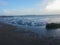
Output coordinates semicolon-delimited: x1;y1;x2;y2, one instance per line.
45;0;60;14
46;0;60;10
0;0;60;15
1;9;38;15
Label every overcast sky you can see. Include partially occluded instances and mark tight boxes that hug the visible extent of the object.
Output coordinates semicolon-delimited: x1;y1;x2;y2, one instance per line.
0;0;60;15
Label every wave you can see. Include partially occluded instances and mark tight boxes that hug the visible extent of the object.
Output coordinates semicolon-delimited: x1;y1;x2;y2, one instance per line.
0;17;47;27
0;16;60;27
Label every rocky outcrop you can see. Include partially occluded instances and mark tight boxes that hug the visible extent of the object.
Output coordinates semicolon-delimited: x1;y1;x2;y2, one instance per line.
46;23;60;29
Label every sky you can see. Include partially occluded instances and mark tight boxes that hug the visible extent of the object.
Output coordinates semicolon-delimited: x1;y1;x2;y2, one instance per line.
0;0;60;15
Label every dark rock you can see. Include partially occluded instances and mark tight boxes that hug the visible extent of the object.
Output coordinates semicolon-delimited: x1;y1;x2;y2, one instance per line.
46;23;60;29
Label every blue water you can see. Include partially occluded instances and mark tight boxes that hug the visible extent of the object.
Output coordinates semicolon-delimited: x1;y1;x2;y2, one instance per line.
0;15;60;38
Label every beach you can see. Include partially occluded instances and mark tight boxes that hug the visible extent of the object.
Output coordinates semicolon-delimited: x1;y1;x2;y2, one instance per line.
0;22;60;45
0;16;60;45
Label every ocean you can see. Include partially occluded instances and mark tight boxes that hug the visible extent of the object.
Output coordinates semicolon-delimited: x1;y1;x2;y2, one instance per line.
0;15;60;38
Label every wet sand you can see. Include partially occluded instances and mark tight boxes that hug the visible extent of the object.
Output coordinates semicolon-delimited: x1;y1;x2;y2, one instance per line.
0;22;60;45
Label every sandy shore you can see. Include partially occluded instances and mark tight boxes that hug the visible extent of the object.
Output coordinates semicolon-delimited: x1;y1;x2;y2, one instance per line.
0;22;60;45
0;22;39;45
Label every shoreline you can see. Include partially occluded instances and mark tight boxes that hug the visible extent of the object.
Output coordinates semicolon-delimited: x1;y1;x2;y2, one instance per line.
0;22;60;45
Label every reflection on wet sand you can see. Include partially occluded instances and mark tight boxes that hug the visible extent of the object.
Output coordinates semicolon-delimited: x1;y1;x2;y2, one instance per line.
0;22;60;45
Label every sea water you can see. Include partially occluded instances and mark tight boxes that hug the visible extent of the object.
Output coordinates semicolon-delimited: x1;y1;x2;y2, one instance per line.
0;15;60;38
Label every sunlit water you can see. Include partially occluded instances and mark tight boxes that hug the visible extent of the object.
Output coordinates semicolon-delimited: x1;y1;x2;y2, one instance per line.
0;15;60;38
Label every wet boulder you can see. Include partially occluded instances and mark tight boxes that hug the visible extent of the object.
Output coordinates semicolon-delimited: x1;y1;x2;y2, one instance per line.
46;23;60;29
